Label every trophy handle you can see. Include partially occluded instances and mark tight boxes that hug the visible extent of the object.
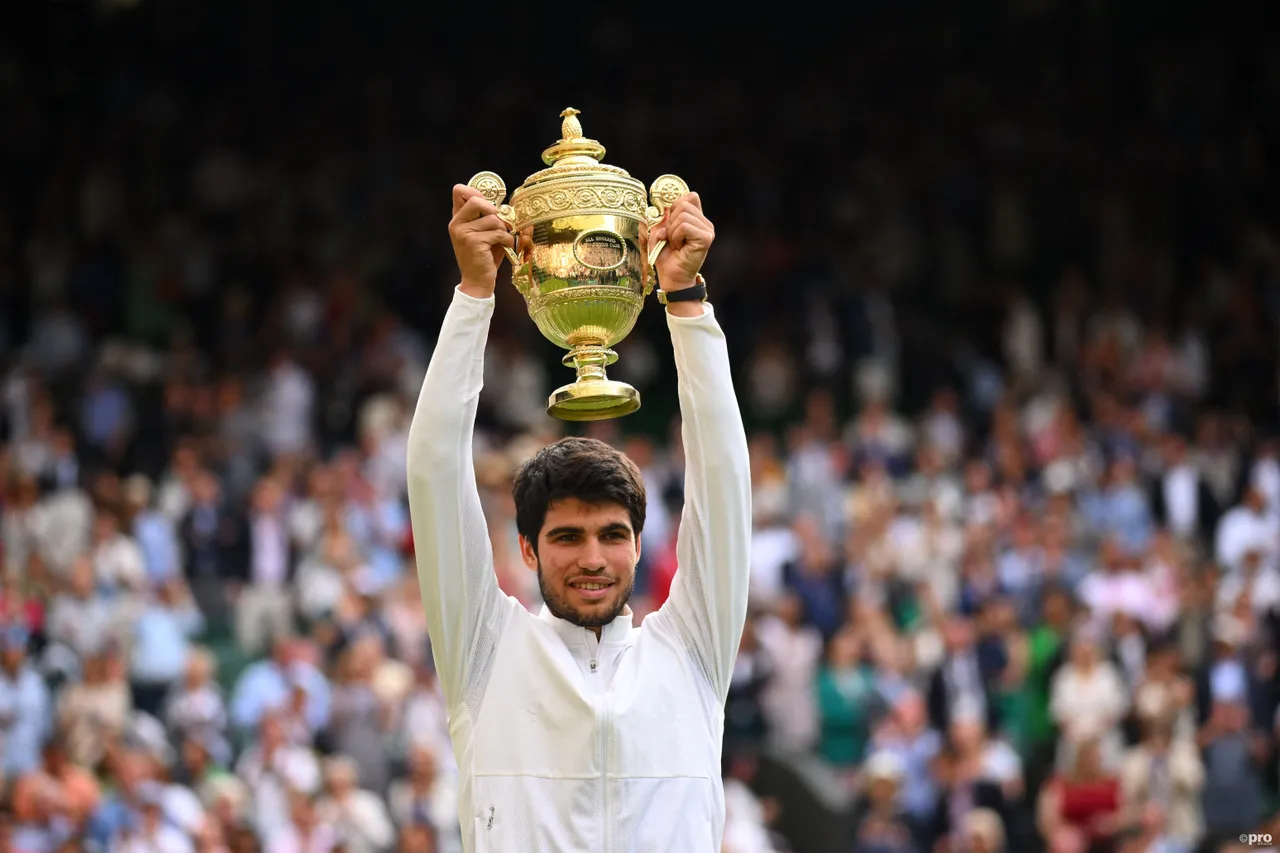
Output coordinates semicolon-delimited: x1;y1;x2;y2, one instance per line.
644;175;691;289
467;172;524;274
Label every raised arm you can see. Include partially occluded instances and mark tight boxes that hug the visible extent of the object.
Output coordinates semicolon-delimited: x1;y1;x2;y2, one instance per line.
650;194;753;702
406;185;517;711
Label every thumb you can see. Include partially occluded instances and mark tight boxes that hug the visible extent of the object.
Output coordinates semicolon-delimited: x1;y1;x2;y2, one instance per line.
650;220;668;245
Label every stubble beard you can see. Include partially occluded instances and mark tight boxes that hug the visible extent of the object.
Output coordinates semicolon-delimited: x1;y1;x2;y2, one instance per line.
537;560;635;629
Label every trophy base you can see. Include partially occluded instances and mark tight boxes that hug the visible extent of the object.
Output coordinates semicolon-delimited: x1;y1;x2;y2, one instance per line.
547;380;641;422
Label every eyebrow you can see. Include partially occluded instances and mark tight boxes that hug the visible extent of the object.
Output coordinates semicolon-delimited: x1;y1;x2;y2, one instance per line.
545;522;633;538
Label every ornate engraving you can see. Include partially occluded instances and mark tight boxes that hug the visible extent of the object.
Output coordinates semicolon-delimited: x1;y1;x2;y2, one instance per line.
644;175;690;270
649;174;689;213
468;171;507;206
573;230;628;271
510;176;648;228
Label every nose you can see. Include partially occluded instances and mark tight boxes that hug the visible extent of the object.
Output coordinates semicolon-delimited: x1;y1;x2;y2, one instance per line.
576;538;608;572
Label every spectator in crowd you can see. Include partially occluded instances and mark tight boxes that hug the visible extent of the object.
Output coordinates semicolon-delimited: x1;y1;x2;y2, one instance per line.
0;626;51;780
315;755;395;853
1035;737;1122;853
387;744;460;853
229;637;330;736
757;592;823;754
850;751;917;853
817;626;878;774
1118;718;1204;853
129;578;206;717
164;648;230;767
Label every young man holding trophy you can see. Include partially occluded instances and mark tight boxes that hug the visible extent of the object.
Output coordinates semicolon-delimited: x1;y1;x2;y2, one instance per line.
407;109;752;851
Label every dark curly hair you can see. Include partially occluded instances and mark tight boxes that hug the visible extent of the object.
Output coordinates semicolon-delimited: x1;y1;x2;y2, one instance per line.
511;437;647;553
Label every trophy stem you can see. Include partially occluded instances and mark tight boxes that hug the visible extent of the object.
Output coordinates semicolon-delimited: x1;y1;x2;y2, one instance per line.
562;345;617;383
549;345;640;422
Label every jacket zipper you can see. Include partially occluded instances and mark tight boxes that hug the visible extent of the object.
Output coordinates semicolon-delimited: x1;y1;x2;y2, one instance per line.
592;651;610;853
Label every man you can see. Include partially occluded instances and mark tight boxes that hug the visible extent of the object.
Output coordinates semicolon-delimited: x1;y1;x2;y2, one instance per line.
232;475;297;656
407;184;751;851
927;615;1001;736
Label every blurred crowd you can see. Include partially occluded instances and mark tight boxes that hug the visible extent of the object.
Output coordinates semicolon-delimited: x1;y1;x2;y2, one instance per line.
1;0;1279;852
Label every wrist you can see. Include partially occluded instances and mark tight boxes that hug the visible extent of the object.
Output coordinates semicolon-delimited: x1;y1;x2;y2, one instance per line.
658;273;707;316
660;275;699;292
665;301;706;317
459;279;496;300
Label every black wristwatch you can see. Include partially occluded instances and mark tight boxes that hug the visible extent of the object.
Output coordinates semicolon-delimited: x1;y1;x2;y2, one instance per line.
656;273;708;305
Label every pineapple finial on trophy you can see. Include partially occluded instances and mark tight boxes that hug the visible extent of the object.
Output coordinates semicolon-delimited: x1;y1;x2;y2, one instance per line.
543;108;605;166
560;108;583;140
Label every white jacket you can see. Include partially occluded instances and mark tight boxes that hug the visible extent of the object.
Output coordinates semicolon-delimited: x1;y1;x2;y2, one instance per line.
407;287;752;853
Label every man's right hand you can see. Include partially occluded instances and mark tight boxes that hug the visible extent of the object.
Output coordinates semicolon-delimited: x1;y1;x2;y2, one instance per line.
450;184;514;299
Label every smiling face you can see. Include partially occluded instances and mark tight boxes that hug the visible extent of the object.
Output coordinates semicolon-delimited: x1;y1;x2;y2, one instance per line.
510;436;647;633
520;497;640;631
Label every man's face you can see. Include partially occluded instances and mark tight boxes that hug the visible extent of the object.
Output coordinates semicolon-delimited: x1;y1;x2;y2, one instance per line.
42;745;66;775
895;694;926;732
521;498;639;630
1;647;24;672
1246;487;1267;512
867;776;898;806
70;560;94;598
943;617;973;652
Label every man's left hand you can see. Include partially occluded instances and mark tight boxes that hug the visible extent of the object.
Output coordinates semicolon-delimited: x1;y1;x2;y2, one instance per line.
650;193;713;291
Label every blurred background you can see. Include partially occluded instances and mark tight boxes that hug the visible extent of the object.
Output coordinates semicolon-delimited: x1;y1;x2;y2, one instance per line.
1;0;1279;851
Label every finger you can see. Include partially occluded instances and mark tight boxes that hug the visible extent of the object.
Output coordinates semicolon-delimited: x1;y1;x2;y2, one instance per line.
669;211;713;244
666;192;703;219
478;229;515;249
453;184;484;215
458;213;509;234
668;210;699;232
669;220;713;250
649;222;668;245
454;195;499;224
667;206;711;238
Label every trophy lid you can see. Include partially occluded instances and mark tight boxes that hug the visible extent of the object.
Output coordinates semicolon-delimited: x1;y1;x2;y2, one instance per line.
506;108;648;229
515;108;635;188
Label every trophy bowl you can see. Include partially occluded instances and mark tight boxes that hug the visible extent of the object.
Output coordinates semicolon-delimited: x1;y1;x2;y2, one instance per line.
468;108;689;421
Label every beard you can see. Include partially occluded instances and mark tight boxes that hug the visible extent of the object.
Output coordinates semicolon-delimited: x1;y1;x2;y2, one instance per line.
537;559;635;629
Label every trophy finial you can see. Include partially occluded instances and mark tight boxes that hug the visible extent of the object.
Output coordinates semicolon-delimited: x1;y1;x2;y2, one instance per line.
560;108;583;141
542;108;605;166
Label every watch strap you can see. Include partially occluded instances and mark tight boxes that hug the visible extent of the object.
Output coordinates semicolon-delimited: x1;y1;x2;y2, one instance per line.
657;273;708;305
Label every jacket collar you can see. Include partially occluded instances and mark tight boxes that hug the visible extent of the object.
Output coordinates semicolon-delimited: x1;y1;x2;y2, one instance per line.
538;604;635;648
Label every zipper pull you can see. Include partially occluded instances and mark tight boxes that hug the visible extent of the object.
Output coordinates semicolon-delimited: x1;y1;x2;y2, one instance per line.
590;658;598;672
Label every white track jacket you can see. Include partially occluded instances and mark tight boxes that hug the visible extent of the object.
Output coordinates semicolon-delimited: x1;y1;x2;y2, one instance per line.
407;286;752;852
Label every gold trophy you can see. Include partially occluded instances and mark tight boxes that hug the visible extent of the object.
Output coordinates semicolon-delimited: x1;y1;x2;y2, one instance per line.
468;108;689;421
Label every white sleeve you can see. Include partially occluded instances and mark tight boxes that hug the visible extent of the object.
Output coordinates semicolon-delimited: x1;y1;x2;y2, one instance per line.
656;303;753;703
1214;512;1242;569
1049;670;1073;723
406;286;510;714
351;792;397;850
